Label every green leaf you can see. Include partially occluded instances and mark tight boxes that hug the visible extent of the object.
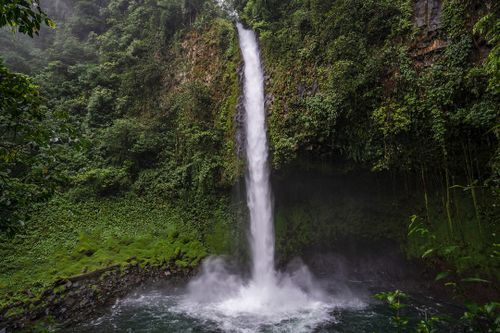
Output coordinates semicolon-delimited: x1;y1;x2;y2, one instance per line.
442;245;459;255
484;302;497;314
461;277;491;284
422;249;434;258
435;271;450;281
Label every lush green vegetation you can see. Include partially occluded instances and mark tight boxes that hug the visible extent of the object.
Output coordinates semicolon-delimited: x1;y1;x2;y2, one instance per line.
1;0;242;233
237;0;499;283
0;1;65;235
375;289;499;332
0;0;498;330
0;0;55;37
0;0;242;314
0;194;237;308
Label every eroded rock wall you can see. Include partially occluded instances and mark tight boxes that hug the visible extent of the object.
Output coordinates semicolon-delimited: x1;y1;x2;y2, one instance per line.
0;263;195;332
414;0;442;32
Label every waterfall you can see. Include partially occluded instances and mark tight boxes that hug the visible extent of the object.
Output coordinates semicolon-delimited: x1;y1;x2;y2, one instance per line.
237;23;276;287
177;22;361;332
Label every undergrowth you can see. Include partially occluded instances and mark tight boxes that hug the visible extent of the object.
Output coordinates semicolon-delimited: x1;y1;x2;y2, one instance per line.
0;194;235;308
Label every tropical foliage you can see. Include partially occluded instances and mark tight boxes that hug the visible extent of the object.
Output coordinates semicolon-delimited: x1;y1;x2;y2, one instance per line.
0;0;498;329
241;0;499;282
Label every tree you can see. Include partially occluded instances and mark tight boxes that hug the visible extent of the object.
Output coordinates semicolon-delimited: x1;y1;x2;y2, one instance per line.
0;60;55;233
0;0;59;233
0;0;55;37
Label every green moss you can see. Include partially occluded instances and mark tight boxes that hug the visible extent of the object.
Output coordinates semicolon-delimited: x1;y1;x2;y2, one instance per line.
17;316;57;333
53;285;65;294
205;216;234;255
0;194;230;308
5;306;25;318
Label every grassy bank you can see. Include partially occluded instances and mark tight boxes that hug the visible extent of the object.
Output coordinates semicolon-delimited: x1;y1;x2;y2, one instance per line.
0;194;236;309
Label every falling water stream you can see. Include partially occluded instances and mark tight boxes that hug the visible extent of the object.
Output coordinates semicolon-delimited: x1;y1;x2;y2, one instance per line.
71;23;461;333
238;22;276;289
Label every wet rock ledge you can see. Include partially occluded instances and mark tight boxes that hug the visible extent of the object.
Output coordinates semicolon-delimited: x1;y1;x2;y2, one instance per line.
0;262;194;332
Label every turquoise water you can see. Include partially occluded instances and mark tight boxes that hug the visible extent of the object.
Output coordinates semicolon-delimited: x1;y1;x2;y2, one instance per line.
70;280;462;333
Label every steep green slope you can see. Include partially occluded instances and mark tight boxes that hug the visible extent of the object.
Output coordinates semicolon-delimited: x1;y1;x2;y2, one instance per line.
239;0;499;281
0;196;205;308
240;0;498;175
0;0;244;232
0;0;245;314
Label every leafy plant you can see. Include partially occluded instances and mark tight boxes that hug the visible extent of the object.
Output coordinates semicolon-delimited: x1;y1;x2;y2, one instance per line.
71;167;130;198
374;290;410;332
416;315;442;333
0;0;55;36
406;213;499;332
0;60;67;233
461;301;500;333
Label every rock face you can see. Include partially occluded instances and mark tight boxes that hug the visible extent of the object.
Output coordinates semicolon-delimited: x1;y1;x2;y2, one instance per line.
0;263;195;332
412;0;447;65
414;0;442;32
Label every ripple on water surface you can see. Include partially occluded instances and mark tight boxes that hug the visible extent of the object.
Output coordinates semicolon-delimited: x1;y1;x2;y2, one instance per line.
70;280;461;333
73;288;367;333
